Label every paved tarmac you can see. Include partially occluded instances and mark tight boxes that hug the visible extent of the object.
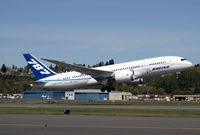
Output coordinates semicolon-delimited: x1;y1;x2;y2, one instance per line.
0;103;200;110
0;114;200;135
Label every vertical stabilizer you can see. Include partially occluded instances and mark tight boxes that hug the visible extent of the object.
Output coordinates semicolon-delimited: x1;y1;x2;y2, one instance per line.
23;53;56;80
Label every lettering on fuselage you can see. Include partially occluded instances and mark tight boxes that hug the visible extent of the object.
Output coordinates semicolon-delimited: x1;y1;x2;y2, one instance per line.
28;59;50;74
152;66;170;71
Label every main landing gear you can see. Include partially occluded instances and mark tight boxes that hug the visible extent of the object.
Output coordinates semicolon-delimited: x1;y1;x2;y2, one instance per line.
101;86;115;92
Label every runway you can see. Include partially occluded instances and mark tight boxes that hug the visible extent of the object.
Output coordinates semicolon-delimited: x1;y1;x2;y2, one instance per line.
0;114;200;135
1;103;200;110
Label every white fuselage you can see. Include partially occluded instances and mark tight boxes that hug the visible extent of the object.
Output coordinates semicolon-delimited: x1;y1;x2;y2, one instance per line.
35;56;192;90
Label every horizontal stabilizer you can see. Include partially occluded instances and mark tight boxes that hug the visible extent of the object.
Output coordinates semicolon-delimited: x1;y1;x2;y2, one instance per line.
16;81;46;86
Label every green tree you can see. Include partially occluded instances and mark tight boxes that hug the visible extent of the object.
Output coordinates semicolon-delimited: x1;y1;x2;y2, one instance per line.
171;90;184;96
109;59;114;65
1;64;7;73
184;90;192;95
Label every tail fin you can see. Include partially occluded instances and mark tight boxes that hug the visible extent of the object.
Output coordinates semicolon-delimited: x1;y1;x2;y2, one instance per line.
23;53;56;80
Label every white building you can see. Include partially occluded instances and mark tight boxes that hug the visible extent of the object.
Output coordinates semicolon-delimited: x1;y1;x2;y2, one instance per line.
65;91;75;100
109;91;132;101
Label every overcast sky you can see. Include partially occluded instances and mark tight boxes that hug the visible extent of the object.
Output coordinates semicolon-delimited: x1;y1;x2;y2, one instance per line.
0;0;200;67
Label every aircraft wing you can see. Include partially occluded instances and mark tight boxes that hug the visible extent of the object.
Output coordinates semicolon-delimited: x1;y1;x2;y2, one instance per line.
41;58;113;80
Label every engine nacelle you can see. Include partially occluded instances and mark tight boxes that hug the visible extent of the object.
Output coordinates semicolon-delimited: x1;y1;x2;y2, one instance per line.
130;78;144;85
114;70;134;83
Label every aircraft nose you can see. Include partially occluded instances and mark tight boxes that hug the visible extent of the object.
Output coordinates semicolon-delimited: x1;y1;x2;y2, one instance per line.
187;61;193;68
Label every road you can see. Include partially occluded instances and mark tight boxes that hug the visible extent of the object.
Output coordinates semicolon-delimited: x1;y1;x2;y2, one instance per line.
0;114;199;135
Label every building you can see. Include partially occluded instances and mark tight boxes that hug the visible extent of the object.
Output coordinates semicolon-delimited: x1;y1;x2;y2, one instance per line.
65;91;75;100
74;89;109;101
109;91;132;101
23;90;65;100
65;89;135;101
65;89;109;101
173;95;200;101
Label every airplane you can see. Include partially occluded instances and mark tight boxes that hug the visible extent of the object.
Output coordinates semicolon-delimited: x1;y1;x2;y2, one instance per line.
20;53;193;92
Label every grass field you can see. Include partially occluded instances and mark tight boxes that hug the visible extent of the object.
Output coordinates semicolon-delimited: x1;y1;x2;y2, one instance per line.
1;99;200;106
1;99;200;117
0;107;200;118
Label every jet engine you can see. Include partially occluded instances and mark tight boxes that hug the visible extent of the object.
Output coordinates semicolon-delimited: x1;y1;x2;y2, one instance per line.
114;70;142;83
114;70;134;83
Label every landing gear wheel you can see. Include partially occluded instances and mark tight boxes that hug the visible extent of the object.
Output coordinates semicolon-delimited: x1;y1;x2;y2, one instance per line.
107;88;111;93
107;87;115;92
101;87;106;92
110;87;115;91
101;86;115;92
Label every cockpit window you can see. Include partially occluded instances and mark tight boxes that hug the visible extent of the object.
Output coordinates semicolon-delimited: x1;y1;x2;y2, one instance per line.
181;58;187;61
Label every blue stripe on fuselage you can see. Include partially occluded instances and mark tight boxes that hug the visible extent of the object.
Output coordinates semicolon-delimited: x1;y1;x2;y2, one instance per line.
37;77;92;82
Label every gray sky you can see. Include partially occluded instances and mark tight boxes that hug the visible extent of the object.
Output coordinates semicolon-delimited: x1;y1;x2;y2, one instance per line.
0;0;200;67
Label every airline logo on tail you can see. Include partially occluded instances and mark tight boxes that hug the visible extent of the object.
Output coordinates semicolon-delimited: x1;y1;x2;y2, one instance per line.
27;58;50;74
23;53;56;80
